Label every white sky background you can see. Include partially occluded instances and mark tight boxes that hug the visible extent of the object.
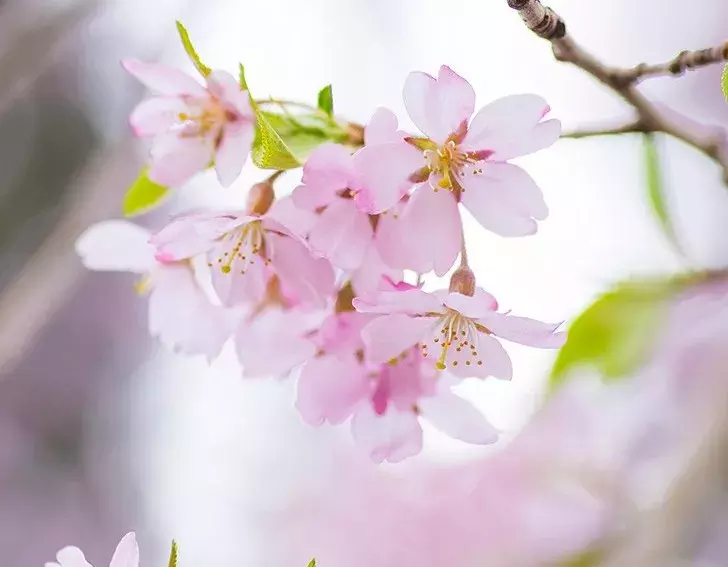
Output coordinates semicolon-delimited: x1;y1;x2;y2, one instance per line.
124;1;728;565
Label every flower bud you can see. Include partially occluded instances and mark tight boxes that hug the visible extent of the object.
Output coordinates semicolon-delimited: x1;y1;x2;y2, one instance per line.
449;266;476;296
246;182;275;216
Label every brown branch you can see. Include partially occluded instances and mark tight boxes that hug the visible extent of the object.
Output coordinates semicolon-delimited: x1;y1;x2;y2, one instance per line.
620;42;728;85
561;120;646;139
509;0;728;184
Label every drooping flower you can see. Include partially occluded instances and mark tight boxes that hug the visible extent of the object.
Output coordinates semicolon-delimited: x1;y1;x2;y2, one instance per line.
45;532;138;567
123;59;256;187
292;108;405;293
354;65;560;275
354;285;565;379
295;307;497;462
76;220;238;360
151;186;335;308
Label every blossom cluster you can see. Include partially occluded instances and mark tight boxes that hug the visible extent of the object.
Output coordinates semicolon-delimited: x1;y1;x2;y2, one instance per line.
77;57;565;462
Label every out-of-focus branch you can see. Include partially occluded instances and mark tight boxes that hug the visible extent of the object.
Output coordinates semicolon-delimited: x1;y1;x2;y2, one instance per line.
507;0;728;184
561;120;646;139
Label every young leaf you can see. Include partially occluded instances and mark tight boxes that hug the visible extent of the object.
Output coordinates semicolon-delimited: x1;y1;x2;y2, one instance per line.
167;540;179;567
317;84;334;117
261;111;332;160
722;64;728;102
252;111;302;169
176;21;211;77
643;133;683;255
239;63;249;91
123;170;169;217
306;560;316;567
549;279;675;391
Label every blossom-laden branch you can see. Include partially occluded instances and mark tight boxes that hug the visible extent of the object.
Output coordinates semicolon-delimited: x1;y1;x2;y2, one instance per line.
507;0;728;183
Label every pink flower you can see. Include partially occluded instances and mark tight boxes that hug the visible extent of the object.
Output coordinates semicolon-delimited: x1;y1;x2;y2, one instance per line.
354;66;560;275
45;532;138;567
76;220;238;360
150;206;335;308
296;312;497;462
123;59;256;187
354;286;565;379
292;109;406;292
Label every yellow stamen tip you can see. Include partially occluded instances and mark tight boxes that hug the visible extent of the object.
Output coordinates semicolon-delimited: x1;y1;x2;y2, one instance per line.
221;265;231;274
436;362;446;370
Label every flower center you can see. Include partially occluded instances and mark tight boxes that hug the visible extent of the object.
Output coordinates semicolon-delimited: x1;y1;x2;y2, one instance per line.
178;97;236;138
424;140;469;191
422;309;483;370
212;221;269;275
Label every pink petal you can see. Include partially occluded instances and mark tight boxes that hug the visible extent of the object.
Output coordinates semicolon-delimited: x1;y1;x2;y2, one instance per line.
444;290;498;319
297;143;356;202
129;97;186;137
419;389;499;444
149;263;238;360
296;355;370;425
431;65;476;141
351;404;423;463
490;119;562;161
122;59;207;97
236;309;317;377
464;94;553;151
364;107;404;145
352;141;423;214
266;195;318;237
350;244;403;296
361;313;436;363
353;288;443;315
373;198;415;272
268;233;335;307
316;311;373;357
215;124;255;187
76;220;155;274
151;212;245;261
206;70;253;118
403;67;475;144
109;533;139;567
397;185;462;276
479;311;566;348
208;227;269;306
460;163;547;237
308;199;373;270
148;134;214;187
54;547;92;567
476;334;513;380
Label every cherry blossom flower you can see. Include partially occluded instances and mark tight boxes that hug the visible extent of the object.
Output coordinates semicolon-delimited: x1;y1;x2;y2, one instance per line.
123;59;256;187
296;309;497;462
151;191;335;307
354;286;565;379
292;109;405;293
76;220;238;360
354;66;560;275
45;532;138;567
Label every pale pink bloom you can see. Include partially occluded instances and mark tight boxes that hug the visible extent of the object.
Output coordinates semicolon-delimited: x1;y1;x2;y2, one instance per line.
298;346;497;463
292;109;405;291
354;66;560;275
355;287;565;379
123;59;255;187
76;220;237;360
296;311;497;462
45;532;138;567
151;207;335;308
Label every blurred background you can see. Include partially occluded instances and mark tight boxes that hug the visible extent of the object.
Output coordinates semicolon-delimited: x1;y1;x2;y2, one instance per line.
1;0;727;565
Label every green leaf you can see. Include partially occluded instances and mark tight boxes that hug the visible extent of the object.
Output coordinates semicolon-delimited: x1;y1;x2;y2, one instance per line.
558;549;604;567
251;110;302;169
643;133;683;255
549;279;676;391
239;63;249;91
261;111;332;160
176;21;211;77
722;64;728;102
123;170;169;216
167;540;179;567
306;560;316;567
317;84;334;117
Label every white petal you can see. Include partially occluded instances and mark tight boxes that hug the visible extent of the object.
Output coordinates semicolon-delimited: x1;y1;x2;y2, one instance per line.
129;97;187;137
54;546;92;567
361;313;436;363
420;389;499;444
76;220;155;274
215;125;254;187
109;533;139;567
351;404;423;463
122;59;207;97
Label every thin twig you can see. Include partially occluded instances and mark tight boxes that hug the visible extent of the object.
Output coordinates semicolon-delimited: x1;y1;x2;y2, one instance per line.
620;42;728;85
508;0;728;184
561;120;646;139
